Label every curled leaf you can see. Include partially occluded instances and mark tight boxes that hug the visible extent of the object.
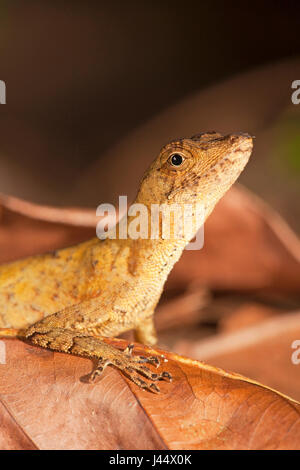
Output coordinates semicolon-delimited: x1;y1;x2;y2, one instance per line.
176;311;300;403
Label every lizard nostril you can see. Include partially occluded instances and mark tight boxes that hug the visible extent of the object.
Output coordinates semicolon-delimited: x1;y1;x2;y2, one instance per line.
230;133;253;146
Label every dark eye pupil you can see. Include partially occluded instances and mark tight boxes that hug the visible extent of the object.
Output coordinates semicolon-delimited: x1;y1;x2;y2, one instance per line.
171;153;183;166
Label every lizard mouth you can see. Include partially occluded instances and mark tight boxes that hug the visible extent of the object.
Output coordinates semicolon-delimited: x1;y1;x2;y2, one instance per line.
205;133;253;191
228;133;253;158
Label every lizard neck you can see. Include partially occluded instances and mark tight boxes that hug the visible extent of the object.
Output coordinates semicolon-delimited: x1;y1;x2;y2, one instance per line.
115;195;198;280
125;236;187;279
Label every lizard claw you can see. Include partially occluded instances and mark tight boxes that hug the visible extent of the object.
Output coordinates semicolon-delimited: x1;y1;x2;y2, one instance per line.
123;343;135;355
136;354;160;367
161;371;172;381
88;343;172;392
124;344;165;368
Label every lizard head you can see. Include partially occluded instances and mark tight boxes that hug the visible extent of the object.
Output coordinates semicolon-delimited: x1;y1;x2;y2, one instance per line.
137;131;253;223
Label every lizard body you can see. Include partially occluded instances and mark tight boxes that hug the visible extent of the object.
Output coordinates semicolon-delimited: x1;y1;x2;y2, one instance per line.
0;132;253;391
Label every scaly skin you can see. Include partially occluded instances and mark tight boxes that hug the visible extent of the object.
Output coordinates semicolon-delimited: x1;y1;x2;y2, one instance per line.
0;132;253;391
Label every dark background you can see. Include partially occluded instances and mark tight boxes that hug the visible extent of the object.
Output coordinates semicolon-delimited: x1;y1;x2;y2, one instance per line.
0;0;299;206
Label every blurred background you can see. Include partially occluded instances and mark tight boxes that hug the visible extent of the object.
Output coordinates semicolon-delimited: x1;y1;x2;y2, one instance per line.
0;1;300;401
0;1;299;225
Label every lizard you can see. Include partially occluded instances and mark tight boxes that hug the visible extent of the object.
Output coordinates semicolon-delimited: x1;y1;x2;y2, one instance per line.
0;131;253;392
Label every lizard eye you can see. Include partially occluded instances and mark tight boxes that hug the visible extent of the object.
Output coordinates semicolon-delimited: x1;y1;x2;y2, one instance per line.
169;153;185;167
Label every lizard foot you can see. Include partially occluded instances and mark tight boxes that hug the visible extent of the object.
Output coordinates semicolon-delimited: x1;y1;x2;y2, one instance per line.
23;328;172;393
89;343;172;393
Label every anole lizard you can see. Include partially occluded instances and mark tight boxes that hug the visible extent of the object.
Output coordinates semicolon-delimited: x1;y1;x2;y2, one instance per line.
0;132;253;391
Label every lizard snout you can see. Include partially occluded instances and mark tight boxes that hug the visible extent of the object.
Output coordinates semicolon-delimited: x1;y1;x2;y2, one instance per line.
228;133;253;153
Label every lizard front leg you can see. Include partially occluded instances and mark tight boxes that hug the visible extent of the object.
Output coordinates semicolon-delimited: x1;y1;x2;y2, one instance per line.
21;325;171;392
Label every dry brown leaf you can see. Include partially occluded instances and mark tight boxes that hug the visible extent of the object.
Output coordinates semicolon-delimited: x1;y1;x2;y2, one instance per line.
155;283;209;333
175;311;300;403
0;202;95;264
0;192;97;227
167;185;300;293
218;302;280;333
0;338;299;450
